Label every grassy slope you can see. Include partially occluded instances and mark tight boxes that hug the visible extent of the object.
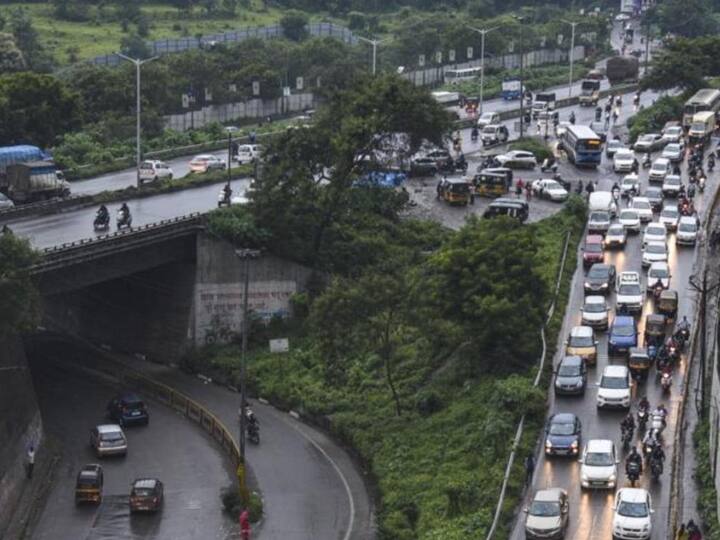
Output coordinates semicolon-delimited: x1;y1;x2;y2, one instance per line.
191;205;585;539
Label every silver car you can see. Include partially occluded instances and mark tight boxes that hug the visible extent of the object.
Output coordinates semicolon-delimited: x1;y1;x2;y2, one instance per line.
0;192;14;210
661;143;683;163
90;424;128;457
525;488;569;539
634;133;664;153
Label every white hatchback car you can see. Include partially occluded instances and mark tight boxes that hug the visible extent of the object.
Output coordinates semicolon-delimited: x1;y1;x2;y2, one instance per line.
642;241;668;267
648;157;670;183
582;295;610;329
676;215;699;245
613;149;637;173
605;224;627;248
138;160;173;184
618;209;641;233
642;222;667;245
580;439;618;489
612;488;653;540
532;179;569;201
597;365;631;409
659;204;680;231
235;144;261;163
629;197;653;222
647;262;671;290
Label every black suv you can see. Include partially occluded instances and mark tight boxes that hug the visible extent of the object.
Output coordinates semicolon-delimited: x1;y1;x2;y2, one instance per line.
583;263;616;295
107;393;149;426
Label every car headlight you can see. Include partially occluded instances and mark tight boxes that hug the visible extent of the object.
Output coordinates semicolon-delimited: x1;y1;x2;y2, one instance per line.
601;283;608;288
584;282;591;288
571;440;579;448
609;473;616;482
545;440;552;448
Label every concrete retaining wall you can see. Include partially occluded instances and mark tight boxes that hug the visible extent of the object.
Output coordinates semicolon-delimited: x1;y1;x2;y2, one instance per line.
0;335;43;536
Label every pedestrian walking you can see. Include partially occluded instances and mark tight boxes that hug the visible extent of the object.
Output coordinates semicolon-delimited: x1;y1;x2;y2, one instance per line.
25;445;35;479
524;454;535;486
525;184;532;202
675;524;689;540
240;508;251;540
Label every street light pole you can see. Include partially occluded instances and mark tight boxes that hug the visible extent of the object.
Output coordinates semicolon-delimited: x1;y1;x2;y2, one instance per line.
234;248;261;505
357;36;389;76
561;21;579;99
514;16;526;139
117;53;158;187
467;26;500;114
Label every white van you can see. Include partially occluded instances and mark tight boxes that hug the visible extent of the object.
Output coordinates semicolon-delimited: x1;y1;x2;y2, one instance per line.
481;124;509;146
589;191;617;217
688;111;716;144
477;111;501;129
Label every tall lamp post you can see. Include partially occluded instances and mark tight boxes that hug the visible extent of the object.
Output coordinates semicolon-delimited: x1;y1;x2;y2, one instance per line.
234;248;262;504
356;36;390;76
513;16;526;138
116;53;158;187
467;25;500;114
561;20;579;98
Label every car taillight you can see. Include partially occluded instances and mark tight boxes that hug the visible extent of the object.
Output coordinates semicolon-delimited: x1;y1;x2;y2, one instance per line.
153;497;158;503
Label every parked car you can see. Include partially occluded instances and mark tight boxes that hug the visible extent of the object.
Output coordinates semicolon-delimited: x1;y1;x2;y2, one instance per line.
107;393;149;426
129;478;164;513
633;133;664;153
584;263;616;295
612;488;653;540
189;154;226;173
608;316;637;356
235;144;261;163
582;295;610;329
409;156;438;176
580;439;618;489
138;160;173;184
495;150;537;169
90;424;128;458
677;215;699;245
604;224;626;249
554;355;587;396
532;179;568;201
545;414;582;457
596;365;632;409
525;488;570;539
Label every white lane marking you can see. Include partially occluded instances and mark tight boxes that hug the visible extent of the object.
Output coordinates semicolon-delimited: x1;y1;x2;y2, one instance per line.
283;415;356;540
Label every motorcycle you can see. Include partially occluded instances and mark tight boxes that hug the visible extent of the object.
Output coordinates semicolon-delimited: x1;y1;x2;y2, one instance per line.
661;371;672;393
642;155;652;169
93;212;110;232
626;460;642;487
247;422;260;444
699;176;706;193
650;413;666;436
116;209;132;230
218;189;232;208
621;425;633;450
637;408;649;431
471;129;479;142
540;159;558;173
676;324;691;347
650;456;663;479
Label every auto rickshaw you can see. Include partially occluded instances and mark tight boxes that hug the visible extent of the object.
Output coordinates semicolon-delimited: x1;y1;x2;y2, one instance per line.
628;347;651;381
438;177;473;206
644;313;666;347
75;464;103;505
473;171;508;198
657;289;678;323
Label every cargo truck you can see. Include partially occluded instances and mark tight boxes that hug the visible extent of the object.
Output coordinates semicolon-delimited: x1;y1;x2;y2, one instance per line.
579;80;601;106
605;56;639;85
2;161;70;203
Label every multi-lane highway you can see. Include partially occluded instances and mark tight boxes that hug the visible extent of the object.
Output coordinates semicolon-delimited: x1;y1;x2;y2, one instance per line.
27;337;237;540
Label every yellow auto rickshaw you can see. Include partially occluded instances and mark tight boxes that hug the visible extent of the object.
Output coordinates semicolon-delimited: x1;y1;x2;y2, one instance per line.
657;289;678;323
439;177;473;206
75;464;103;505
643;313;666;347
628;347;651;381
473;171;509;198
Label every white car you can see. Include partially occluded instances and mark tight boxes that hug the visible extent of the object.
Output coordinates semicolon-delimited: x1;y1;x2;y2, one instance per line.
677;215;699;245
0;192;15;210
620;174;640;197
629;197;653;222
597;365;631;409
659;204;680;230
662;175;683;197
235;144;261;163
532;179;569;201
648;158;670;183
138;160;173;184
613;488;653;540
634;133;663;153
606;140;626;158
615;13;631;21
90;424;128;457
588;211;612;234
642;222;667;245
661;143;683;163
189;154;227;173
647;262;671;290
662;125;684;145
616;271;643;313
556;121;571;138
642;241;668;267
618;209;641;233
613;149;637;173
495;150;537;169
582;295;610;329
605;224;627;248
580;439;618;489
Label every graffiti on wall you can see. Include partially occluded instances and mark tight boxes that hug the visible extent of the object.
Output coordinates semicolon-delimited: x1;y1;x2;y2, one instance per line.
195;281;296;344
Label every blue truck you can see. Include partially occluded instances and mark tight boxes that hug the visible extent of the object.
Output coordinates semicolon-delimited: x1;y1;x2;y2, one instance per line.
0;146;70;204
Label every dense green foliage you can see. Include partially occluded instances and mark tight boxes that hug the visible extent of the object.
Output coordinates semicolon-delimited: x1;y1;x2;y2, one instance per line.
693;420;720;539
645;0;719;39
626;95;683;142
0;233;40;337
509;137;553;161
643;35;720;92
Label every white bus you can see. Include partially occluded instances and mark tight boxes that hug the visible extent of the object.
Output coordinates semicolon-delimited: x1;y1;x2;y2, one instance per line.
444;67;481;85
683;88;720;128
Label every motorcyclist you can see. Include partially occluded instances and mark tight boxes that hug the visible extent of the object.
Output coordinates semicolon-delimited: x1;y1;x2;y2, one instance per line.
688;183;696;199
639;396;650;412
621;413;635;434
119;203;131;222
643;153;651;167
576;180;584;194
471;126;479;141
679;183;686;198
569;111;576;125
709;153;716;171
626;446;643;475
653;404;668;427
96;205;109;222
673;163;681;176
651;441;665;464
678;316;691;334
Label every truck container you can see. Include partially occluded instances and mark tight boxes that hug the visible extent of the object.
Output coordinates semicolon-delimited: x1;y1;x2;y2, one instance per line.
0;145;50;175
2;161;70;203
605;56;639;85
501;79;522;100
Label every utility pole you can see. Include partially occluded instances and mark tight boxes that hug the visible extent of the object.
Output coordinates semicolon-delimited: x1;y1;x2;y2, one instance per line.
116;53;159;187
643;18;651;74
514;16;526;139
357;36;390;76
467;26;500;114
234;248;262;505
690;269;720;419
561;20;579;98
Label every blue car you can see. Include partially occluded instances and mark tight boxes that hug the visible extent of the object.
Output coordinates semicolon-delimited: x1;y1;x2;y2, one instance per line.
608;316;637;356
544;413;582;457
107;393;149;426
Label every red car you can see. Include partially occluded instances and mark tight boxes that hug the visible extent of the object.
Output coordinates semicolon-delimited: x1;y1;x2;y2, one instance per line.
129;478;164;513
582;235;604;268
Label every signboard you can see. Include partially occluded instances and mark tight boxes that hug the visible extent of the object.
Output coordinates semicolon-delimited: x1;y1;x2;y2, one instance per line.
204;88;212;102
252;81;260;96
435;51;443;64
296;76;304;90
508;40;515;53
418;54;425;67
269;338;289;353
557;34;564;45
283;86;291;97
182;93;190;108
448;49;455;62
467;46;473;59
229;83;237;92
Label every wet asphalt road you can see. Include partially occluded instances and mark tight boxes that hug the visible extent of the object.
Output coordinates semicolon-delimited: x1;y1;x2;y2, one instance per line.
27;338;236;540
507;144;717;538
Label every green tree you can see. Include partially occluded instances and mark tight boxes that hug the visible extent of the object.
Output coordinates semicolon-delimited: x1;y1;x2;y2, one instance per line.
8;8;51;71
280;10;309;41
642;36;720;92
120;32;151;59
0;32;26;73
0;72;82;147
646;0;718;38
0;232;40;337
